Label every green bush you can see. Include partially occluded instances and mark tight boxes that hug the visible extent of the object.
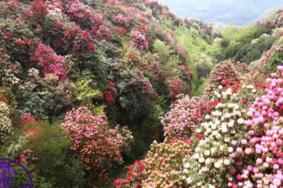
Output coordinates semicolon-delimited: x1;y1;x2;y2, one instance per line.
153;39;171;61
267;49;283;72
219;25;270;63
26;122;87;188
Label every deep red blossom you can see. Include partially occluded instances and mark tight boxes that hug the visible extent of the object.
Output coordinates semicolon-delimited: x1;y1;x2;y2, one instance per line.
209;100;222;107
30;0;48;18
22;113;38;123
103;90;115;105
103;82;118;105
114;160;144;188
31;42;68;81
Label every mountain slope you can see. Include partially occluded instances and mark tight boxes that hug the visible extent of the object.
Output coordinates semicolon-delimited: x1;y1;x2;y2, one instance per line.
0;0;283;187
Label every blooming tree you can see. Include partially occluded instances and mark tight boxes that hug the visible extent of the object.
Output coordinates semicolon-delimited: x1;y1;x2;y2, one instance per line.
61;107;125;179
204;60;240;97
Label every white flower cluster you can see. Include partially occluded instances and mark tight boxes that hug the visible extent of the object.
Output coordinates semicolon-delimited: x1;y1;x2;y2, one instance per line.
200;102;245;138
182;88;248;186
0;102;14;143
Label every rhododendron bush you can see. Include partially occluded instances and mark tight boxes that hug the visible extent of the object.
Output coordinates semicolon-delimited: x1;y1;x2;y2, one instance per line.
182;87;249;187
114;160;144;188
161;95;211;139
228;66;283;188
142;139;190;187
31;42;68;81
61;107;130;179
204;60;240;97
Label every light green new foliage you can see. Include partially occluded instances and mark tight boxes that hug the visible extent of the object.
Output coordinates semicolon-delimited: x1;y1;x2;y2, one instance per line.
153;39;171;61
7;136;28;157
175;26;211;65
73;79;101;101
173;25;218;95
72;79;105;114
0;102;14;143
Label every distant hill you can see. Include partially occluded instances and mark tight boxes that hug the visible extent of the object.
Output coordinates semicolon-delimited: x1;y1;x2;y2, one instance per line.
158;0;283;25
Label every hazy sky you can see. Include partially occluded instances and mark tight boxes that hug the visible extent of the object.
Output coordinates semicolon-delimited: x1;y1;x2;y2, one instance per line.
158;0;283;25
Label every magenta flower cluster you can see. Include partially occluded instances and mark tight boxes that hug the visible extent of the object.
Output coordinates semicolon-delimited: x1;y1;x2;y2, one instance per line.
229;66;283;188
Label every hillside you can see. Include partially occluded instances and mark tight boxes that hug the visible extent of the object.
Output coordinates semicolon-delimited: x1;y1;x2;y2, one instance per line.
0;0;283;187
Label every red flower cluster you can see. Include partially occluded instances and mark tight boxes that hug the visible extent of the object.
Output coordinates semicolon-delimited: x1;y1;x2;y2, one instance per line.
209;99;222;107
12;38;32;47
30;0;48;18
103;82;118;105
31;42;68;81
22;113;38;123
221;79;241;93
255;82;268;89
114;160;144;188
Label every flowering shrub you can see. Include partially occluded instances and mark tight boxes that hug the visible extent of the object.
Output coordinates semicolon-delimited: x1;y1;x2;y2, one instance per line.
0;102;13;143
113;13;132;29
182;88;248;187
167;76;185;100
130;27;149;51
27;0;48;22
204;61;240;97
228;66;283;187
65;0;104;38
161;95;211;139
103;81;118;105
114;160;144;188
31;42;68;81
73;30;96;57
142;139;190;187
61;107;125;179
